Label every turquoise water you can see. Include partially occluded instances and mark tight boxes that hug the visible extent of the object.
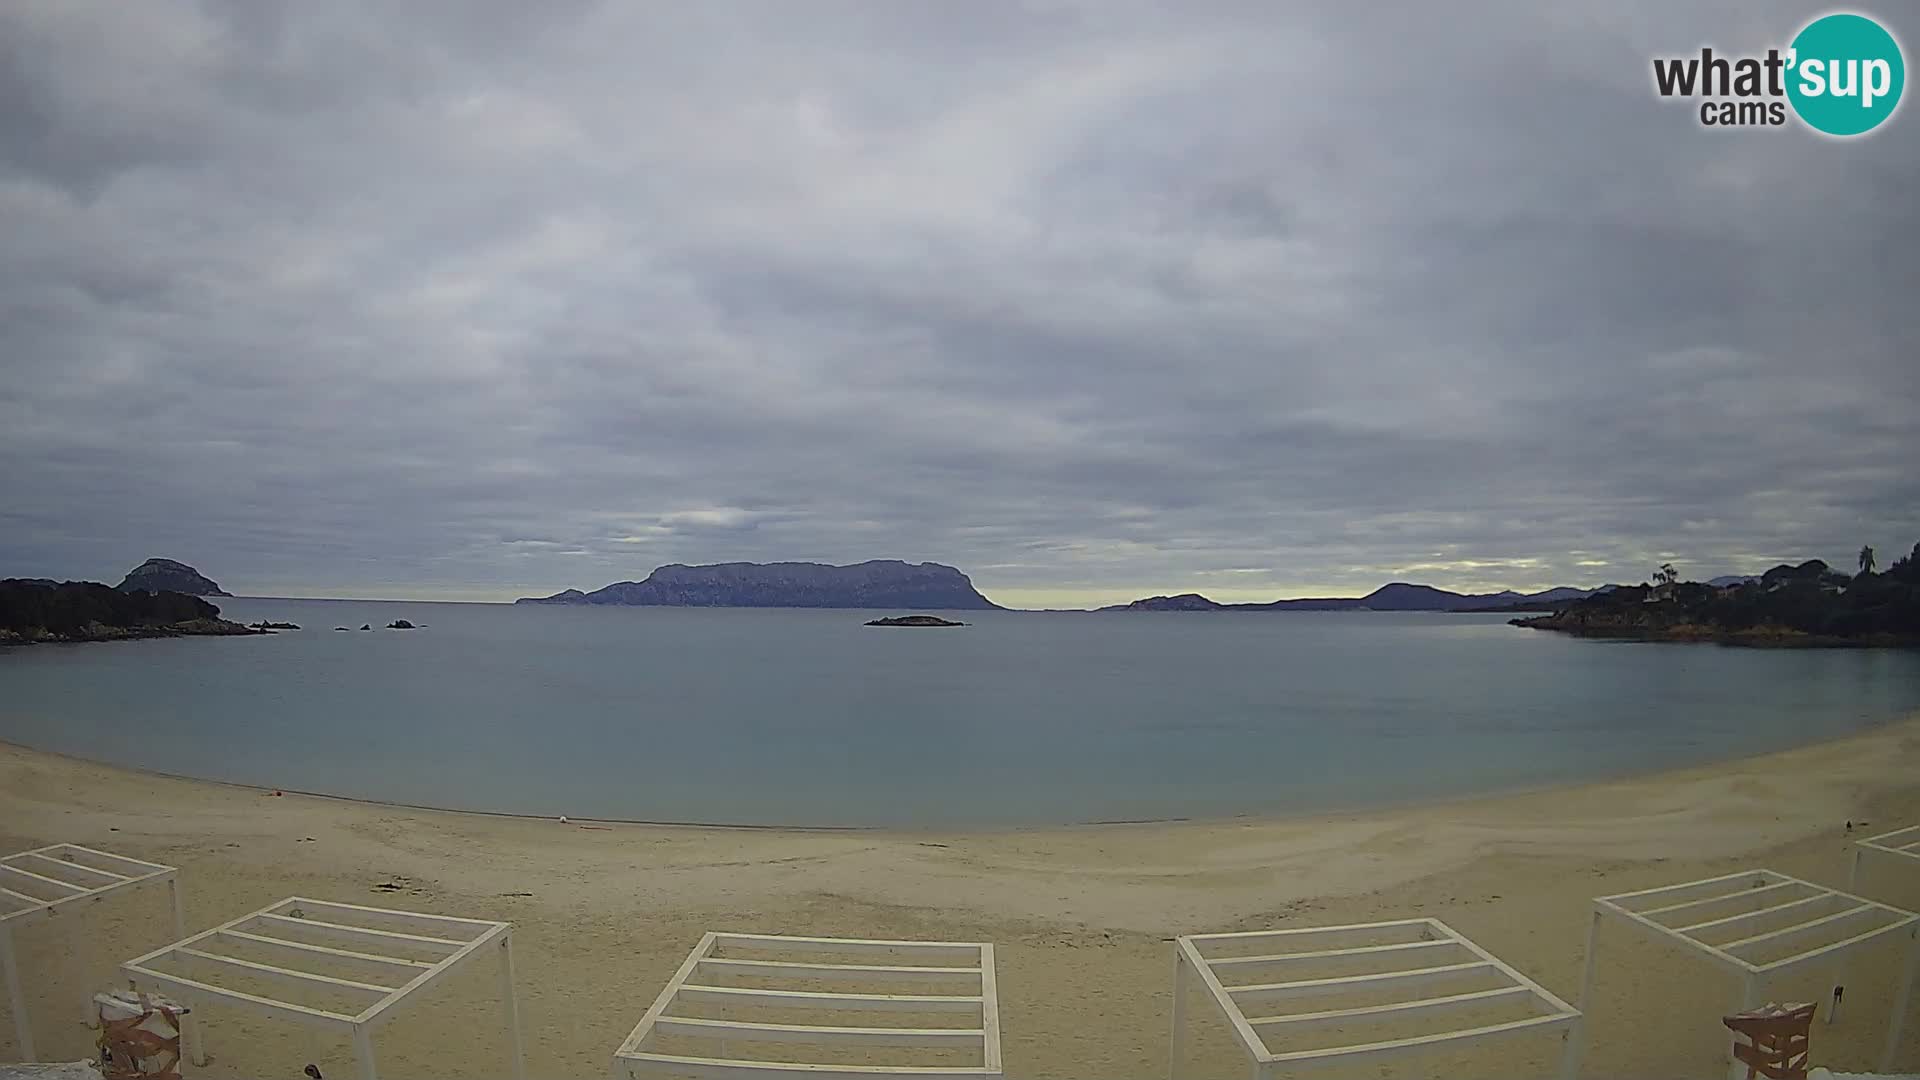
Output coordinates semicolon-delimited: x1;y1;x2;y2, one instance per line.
2;599;1917;827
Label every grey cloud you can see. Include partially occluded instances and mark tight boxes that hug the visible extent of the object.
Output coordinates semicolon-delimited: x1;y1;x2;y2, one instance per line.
1;1;1916;604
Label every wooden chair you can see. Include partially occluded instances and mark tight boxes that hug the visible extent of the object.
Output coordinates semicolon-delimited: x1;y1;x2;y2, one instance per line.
1723;1002;1815;1080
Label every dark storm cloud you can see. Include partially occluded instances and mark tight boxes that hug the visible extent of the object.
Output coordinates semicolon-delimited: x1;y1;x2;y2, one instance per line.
2;1;1915;604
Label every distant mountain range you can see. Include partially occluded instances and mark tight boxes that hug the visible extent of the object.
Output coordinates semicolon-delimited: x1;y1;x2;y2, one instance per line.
1099;582;1600;613
517;560;1000;610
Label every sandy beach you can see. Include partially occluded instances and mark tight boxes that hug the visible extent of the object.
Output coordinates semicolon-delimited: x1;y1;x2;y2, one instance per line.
4;716;1919;1079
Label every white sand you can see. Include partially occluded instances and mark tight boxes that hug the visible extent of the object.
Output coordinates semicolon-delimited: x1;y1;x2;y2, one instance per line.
3;715;1918;1078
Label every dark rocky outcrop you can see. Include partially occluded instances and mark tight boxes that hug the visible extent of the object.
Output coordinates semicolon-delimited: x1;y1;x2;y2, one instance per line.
249;621;300;630
865;615;967;627
517;560;999;610
1512;544;1920;647
387;620;417;629
0;579;259;645
116;558;231;597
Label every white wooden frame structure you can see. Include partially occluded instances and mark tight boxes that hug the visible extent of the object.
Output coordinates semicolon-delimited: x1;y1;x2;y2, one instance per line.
613;932;1003;1079
1;843;180;1062
1581;869;1920;1074
122;897;524;1080
1170;918;1582;1080
1850;824;1920;894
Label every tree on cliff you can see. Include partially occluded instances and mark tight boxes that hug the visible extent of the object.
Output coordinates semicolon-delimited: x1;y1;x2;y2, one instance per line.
1859;545;1876;576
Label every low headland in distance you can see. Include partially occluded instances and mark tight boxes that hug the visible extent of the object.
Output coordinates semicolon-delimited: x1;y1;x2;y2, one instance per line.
0;559;409;645
0;564;260;645
6;541;1918;648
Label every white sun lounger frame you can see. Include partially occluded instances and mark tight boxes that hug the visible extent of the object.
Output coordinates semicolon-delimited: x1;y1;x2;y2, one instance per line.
1850;824;1920;894
612;932;1003;1079
122;896;524;1080
1580;869;1920;1075
1170;917;1582;1080
1;843;181;1062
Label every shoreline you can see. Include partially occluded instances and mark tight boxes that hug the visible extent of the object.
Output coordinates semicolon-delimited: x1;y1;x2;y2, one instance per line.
5;706;1913;834
4;716;1919;1076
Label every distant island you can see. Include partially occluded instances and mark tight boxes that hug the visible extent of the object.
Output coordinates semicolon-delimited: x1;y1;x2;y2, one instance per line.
518;560;999;610
1513;544;1920;647
866;615;966;627
0;579;259;645
1099;582;1598;613
117;557;231;597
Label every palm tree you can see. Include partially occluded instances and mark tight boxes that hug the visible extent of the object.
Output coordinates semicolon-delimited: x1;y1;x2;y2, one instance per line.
1859;545;1876;575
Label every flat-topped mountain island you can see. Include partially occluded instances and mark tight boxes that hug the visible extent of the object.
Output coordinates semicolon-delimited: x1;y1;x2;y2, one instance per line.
517;560;1001;610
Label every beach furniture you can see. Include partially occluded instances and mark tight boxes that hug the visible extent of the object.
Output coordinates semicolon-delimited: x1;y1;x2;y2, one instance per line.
1581;870;1920;1077
121;897;523;1080
612;932;1003;1079
1724;1002;1815;1080
1849;826;1920;896
0;844;181;1062
1169;917;1582;1080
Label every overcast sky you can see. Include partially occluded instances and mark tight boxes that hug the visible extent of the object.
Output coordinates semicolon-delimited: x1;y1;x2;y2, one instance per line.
2;2;1915;607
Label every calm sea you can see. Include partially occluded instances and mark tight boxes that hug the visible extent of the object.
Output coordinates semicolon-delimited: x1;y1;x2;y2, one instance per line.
3;599;1917;827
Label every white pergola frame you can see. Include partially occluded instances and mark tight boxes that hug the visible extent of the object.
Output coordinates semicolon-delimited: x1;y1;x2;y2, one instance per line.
1850;824;1920;894
1;843;181;1062
613;932;1003;1079
1170;917;1582;1080
122;896;524;1080
1580;869;1920;1075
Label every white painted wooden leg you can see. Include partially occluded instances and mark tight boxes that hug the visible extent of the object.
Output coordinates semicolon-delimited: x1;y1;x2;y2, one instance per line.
1558;1018;1585;1080
499;935;526;1080
1168;948;1186;1080
75;902;96;1031
164;879;207;1067
1883;933;1918;1073
3;927;33;1062
354;1024;379;1080
1567;911;1599;1080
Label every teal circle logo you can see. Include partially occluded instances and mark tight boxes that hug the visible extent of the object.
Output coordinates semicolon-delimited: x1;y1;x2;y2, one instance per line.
1786;13;1905;136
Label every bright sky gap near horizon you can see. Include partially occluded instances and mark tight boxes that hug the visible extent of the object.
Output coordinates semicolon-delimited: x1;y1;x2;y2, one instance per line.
1;4;1916;609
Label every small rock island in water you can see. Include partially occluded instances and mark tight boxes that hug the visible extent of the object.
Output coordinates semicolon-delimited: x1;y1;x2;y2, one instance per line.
865;615;967;627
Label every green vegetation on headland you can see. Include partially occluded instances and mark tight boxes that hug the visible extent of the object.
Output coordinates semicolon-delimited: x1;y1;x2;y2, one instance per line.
1512;543;1920;647
0;579;260;645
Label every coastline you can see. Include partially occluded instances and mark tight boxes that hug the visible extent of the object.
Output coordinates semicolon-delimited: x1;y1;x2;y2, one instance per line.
4;716;1918;1076
3;702;1911;833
